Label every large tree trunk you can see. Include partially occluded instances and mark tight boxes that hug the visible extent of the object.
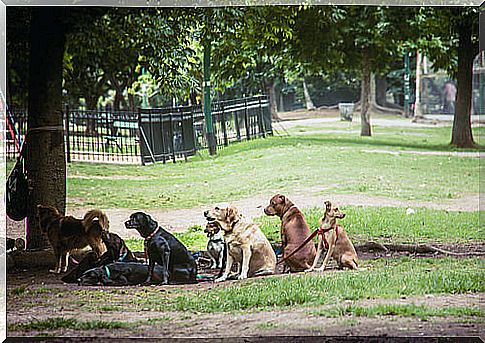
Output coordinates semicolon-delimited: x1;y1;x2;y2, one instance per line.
451;22;476;148
302;79;316;111
360;50;372;136
414;49;422;117
85;96;98;136
375;76;387;107
26;7;67;249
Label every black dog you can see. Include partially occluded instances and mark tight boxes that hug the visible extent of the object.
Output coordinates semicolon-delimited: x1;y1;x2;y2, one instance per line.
61;232;138;283
125;212;197;284
78;262;166;286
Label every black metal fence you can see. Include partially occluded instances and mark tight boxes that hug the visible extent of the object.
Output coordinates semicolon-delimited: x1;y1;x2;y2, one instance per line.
6;95;272;164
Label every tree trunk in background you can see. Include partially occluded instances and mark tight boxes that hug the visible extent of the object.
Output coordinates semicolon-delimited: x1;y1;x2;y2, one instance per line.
376;76;387;106
85;96;98;136
302;79;316;110
414;49;422;117
451;22;476;148
266;78;279;120
26;7;67;249
360;50;372;136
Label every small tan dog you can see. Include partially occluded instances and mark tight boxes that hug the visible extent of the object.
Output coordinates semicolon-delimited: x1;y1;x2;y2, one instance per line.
204;206;276;282
306;201;358;272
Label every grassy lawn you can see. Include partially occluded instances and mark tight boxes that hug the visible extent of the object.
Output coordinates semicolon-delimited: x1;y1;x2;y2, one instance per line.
65;124;482;210
8;257;483;317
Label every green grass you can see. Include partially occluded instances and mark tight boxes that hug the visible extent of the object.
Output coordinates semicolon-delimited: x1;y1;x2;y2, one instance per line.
65;123;482;210
169;257;483;313
47;257;482;314
8;317;130;331
312;304;484;320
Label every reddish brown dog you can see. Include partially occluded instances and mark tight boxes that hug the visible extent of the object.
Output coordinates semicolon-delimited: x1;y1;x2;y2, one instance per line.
264;194;316;272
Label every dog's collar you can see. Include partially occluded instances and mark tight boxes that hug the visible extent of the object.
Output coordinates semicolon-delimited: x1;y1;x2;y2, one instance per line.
118;246;128;262
145;226;160;239
210;238;224;243
282;205;297;220
319;224;341;250
104;265;111;279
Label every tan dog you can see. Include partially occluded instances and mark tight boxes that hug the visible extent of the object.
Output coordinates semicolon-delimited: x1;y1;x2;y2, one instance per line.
264;194;316;272
306;201;358;272
204;206;276;282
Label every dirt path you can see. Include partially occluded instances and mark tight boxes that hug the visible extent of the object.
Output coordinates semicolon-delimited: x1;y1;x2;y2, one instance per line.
6;289;483;338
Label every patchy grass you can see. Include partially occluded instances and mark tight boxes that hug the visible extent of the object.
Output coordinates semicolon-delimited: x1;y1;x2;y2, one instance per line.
312;304;484;320
8;317;130;331
170;258;483;313
66;124;481;210
33;257;480;314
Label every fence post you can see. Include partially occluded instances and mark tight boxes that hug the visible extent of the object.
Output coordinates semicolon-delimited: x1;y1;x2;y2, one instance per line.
257;96;265;138
64;105;71;163
138;108;145;166
244;98;250;140
179;107;188;162
234;110;241;141
221;102;228;146
169;112;176;163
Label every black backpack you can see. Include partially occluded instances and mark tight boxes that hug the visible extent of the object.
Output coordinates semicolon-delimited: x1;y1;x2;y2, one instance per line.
6;144;29;221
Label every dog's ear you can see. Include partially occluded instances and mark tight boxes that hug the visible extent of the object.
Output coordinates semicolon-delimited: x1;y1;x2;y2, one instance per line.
278;194;286;203
324;201;332;213
227;207;239;223
147;215;158;230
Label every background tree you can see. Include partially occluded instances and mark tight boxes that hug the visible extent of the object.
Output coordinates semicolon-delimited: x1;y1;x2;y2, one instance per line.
413;7;479;148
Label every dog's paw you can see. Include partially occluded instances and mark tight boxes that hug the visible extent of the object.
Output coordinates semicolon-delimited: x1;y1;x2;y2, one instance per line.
304;268;314;273
237;274;247;280
49;269;61;274
214;276;227;283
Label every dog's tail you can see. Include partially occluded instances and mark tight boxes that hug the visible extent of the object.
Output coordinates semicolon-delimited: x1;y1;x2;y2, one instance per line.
82;209;109;232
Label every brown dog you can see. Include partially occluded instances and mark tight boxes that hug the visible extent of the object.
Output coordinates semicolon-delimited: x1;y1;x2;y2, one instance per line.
37;205;109;273
204;206;276;282
264;194;316;272
306;201;358;272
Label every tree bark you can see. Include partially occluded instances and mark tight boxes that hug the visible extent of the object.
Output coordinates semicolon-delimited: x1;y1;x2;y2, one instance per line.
375;76;387;107
302;78;316;111
451;22;476;148
266;78;280;120
360;50;372;136
26;8;67;249
414;49;422;117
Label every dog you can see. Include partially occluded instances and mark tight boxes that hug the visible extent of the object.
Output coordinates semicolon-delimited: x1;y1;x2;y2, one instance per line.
78;262;166;286
37;205;109;273
264;194;316;272
6;238;25;252
306;201;358;272
204;222;225;269
61;232;138;283
124;212;197;284
204;206;276;282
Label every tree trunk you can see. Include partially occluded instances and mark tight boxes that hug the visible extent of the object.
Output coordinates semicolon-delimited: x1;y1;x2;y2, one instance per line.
85;96;98;136
375;76;387;107
302;79;316;111
451;23;476;148
26;8;67;249
414;49;422;117
360;50;372;136
266;78;279;120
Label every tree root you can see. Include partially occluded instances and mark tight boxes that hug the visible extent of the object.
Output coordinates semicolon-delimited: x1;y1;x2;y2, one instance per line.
356;241;485;256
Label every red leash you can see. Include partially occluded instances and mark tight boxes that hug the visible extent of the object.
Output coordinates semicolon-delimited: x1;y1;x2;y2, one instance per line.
277;225;340;265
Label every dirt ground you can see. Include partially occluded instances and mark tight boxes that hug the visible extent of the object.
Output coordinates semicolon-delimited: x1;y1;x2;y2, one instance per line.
6;246;485;338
